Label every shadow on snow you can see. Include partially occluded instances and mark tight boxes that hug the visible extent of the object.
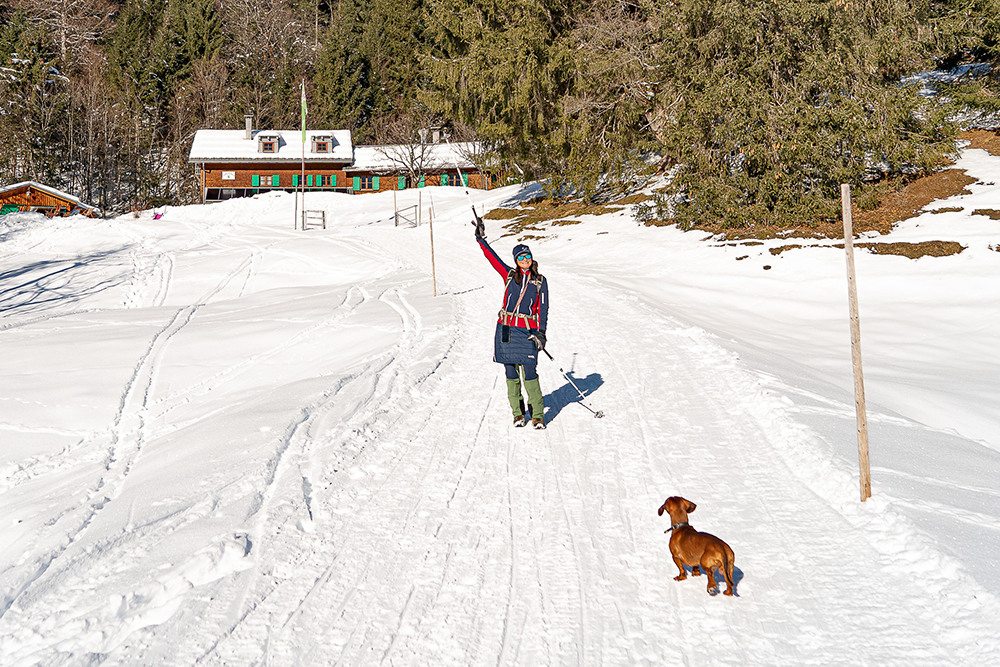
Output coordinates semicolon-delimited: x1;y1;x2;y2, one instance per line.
0;248;130;317
542;370;604;423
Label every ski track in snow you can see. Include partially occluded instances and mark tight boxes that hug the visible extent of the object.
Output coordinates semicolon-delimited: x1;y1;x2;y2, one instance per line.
1;193;998;665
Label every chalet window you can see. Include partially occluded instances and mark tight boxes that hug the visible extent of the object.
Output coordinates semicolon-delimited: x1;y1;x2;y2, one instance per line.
311;136;332;153
258;133;280;153
360;176;373;190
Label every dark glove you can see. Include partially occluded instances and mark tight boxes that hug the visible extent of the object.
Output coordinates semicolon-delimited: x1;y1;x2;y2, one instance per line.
529;330;546;351
472;207;485;239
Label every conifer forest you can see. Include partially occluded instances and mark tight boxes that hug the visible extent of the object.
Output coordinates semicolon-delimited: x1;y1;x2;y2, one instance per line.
1;0;998;224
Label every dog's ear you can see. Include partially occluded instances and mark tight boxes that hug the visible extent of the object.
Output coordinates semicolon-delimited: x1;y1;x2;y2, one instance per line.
684;499;697;513
657;503;665;516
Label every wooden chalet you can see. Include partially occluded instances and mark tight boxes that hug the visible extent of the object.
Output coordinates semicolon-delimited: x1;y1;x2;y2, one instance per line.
0;181;99;217
188;115;496;202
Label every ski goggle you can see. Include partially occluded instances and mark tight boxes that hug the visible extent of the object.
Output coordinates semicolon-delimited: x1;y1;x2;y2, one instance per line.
516;252;532;261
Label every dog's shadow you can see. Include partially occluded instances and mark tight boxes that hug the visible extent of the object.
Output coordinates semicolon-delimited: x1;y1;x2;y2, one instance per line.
679;564;745;597
542;371;603;423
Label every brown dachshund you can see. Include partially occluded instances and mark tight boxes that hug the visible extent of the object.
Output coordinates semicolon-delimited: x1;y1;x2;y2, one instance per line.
657;496;736;596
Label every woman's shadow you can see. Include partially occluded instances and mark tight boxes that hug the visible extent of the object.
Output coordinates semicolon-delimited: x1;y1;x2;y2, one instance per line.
542;355;604;423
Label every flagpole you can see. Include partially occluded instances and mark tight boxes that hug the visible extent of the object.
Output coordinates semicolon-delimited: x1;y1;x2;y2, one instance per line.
299;81;307;230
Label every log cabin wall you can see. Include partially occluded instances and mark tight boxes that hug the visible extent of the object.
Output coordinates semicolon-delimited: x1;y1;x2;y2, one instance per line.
0;185;94;216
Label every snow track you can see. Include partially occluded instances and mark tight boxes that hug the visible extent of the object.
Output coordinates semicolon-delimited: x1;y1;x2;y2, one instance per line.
1;190;999;665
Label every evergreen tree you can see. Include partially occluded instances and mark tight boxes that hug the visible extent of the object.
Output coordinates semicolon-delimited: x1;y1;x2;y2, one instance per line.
313;0;380;135
651;0;957;228
0;9;69;183
160;0;225;86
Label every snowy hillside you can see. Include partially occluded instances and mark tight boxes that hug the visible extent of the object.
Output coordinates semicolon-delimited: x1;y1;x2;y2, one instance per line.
2;149;999;665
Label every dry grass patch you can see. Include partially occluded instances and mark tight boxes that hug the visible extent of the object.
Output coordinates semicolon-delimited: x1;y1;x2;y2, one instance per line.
615;193;654;205
931;206;964;214
846;241;965;258
852;169;977;232
963;129;1000;156
770;245;804;255
485;198;621;228
972;209;1000;220
485;208;527;221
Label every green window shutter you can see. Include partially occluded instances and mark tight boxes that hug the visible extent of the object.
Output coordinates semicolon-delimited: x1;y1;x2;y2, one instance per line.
372;176;380;190
307;174;313;187
331;174;337;187
441;174;448;186
273;175;279;187
251;174;260;187
462;173;468;187
418;175;425;188
292;175;299;187
353;176;361;191
398;176;406;190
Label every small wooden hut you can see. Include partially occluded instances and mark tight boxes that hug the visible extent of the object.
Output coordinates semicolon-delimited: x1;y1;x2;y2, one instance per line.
0;181;99;217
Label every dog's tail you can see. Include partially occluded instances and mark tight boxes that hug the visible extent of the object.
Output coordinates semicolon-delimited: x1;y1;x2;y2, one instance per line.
722;544;736;594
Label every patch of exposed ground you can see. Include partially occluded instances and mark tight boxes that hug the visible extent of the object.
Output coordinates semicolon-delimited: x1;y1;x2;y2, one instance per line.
847;241;965;258
972;209;1000;220
931;207;964;214
763;240;965;259
963;129;1000;156
850;169;977;233
488;197;626;236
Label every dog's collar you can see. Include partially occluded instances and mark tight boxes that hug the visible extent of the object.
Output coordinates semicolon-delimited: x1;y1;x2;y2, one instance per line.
665;521;689;533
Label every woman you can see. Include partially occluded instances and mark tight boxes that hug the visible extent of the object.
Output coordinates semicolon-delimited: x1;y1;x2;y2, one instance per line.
474;213;549;428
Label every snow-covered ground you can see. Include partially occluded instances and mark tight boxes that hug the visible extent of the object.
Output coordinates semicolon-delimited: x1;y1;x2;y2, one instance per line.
1;148;999;665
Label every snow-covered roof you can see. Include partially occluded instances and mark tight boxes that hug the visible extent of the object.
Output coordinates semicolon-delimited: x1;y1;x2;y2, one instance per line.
0;181;96;210
188;130;354;163
346;142;482;172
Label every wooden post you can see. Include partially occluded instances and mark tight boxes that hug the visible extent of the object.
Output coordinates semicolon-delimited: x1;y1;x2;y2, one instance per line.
429;209;437;297
418;190;422;226
841;184;872;502
393;188;398;227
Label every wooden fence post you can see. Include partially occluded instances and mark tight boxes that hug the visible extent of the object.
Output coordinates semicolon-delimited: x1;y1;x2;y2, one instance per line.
841;184;872;502
429;209;437;297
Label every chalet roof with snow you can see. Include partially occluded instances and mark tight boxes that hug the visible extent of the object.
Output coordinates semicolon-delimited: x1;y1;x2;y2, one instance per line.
189;129;354;163
0;181;98;216
346;142;482;173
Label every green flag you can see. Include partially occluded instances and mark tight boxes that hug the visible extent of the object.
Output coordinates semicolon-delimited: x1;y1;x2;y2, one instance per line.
301;83;307;144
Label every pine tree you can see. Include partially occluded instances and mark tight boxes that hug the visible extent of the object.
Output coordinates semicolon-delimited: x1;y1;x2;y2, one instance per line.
313;0;380;135
159;0;225;86
422;0;579;183
649;0;957;228
0;9;69;183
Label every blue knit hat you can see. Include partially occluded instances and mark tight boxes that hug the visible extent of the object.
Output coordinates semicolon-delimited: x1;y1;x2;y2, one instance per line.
512;243;532;259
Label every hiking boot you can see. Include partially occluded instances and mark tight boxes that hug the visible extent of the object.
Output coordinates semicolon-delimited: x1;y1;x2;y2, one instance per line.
514;414;527;427
532;418;545;430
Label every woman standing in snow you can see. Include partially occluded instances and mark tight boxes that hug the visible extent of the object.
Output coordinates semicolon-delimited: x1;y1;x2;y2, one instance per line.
473;212;549;429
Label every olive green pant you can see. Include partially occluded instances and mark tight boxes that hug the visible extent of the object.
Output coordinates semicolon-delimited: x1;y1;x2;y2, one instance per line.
507;371;544;421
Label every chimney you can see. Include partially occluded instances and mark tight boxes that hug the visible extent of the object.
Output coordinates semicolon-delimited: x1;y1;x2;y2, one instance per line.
432;129;440;144
245;114;253;140
418;128;429;144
